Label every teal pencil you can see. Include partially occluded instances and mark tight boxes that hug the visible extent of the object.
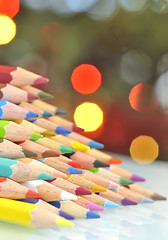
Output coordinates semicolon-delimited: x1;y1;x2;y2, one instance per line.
0;157;53;182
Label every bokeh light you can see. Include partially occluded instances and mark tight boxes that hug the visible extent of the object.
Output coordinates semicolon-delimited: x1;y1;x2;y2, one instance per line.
130;135;159;164
88;0;118;21
65;0;97;13
74;102;103;132
71;64;101;94
155;71;168;113
129;83;158;113
157;53;168;75
150;0;168;13
0;15;16;45
119;0;147;12
120;50;152;85
0;0;19;18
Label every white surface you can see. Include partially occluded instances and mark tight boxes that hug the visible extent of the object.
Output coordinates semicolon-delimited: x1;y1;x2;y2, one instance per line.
1;154;168;240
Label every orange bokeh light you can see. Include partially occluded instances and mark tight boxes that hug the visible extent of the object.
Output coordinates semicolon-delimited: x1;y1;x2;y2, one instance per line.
71;64;101;94
0;0;19;18
129;83;158;113
130;135;159;164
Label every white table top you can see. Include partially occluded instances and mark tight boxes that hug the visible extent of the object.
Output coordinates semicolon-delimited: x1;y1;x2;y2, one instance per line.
1;153;168;240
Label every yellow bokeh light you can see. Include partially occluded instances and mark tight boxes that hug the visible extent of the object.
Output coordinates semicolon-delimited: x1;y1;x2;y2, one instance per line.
0;15;16;45
74;102;103;132
130;135;159;164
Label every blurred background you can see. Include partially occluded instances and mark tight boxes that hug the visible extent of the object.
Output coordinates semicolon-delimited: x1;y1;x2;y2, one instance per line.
1;0;168;161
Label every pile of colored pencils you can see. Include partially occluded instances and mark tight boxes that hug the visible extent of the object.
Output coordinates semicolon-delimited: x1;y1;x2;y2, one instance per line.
0;64;166;229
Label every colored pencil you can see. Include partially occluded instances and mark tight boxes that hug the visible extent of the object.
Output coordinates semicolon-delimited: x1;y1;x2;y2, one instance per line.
97;190;137;206
66;131;104;149
18;102;52;118
88;168;133;186
72;196;104;211
47;178;92;196
0;100;38;120
0;139;37;159
36;156;83;169
0;157;53;182
0;177;41;199
0;198;74;228
17;140;59;158
63;175;107;193
17;198;74;220
108;165;146;182
0;84;39;103
81;169;119;189
126;184;167;201
22;180;78;201
49;200;100;219
16;158;66;178
32;137;75;155
20;85;53;99
30;118;72;135
51;135;90;151
36;157;83;175
0;120;43;141
15;119;55;138
31;100;67;115
47;116;84;132
112;186;154;204
0;65;49;86
86;149;123;165
82;193;119;209
64;151;110;168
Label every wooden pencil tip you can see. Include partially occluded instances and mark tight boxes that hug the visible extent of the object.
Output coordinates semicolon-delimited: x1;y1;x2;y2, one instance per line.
152;193;167;201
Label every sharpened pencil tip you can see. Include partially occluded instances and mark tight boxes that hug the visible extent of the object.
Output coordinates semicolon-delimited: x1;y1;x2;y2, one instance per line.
55;126;72;135
92;184;107;193
55;108;67;115
25;111;38;119
88;141;104;149
61;191;77;200
26;190;41;199
140;197;154;204
59;210;74;220
131;174;146;182
104;200;119;208
121;198;137;206
27;93;39;101
94;160;110;168
42;111;53;118
86;211;100;219
75;187;92;196
68;166;83;175
60;145;75;154
120;177;133;186
55;216;74;227
108;157;122;164
68;161;83;169
30;132;43;140
38;91;54;100
72;141;90;151
152;193;167;201
86;202;104;211
37;172;53;180
22;148;38;158
34;77;49;85
72;124;84;132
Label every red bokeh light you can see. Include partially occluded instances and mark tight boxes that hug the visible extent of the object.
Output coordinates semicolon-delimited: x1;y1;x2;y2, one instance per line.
129;83;158;113
71;64;101;94
0;0;19;18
